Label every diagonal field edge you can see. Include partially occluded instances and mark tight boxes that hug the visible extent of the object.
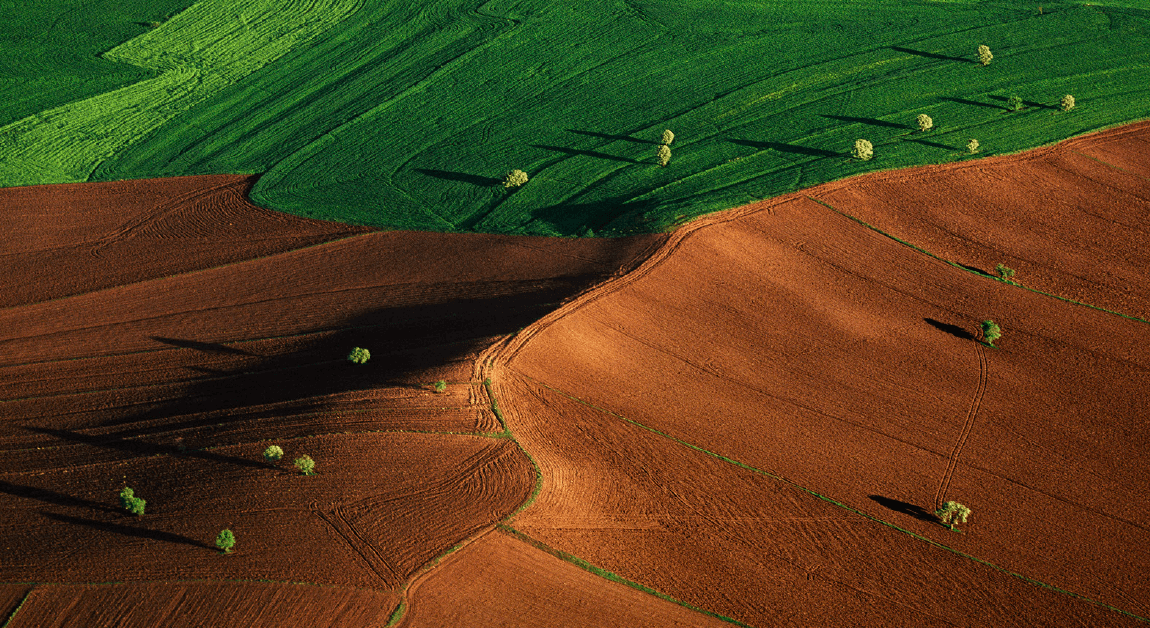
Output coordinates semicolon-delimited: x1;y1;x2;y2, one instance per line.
804;196;1150;326
516;372;1150;624
496;524;755;628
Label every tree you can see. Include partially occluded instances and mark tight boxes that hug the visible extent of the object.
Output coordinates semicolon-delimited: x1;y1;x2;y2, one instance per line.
916;114;933;132
995;263;1015;281
216;529;235;554
977;45;993;66
1060;94;1076;112
503;169;529;189
981;319;1002;347
119;487;145;516
934;501;972;531
263;445;283;463
967;138;980;154
656;144;671;167
347;347;370;364
294;455;316;476
661;129;675;145
1006;95;1023;111
852;139;873;161
433;380;447;393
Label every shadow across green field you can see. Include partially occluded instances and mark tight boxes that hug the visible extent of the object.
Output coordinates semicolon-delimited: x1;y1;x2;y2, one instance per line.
727;139;842;158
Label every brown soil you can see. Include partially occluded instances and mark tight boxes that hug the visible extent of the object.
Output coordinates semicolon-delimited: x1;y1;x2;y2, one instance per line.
6;582;396;628
0;175;664;625
398;529;732;628
492;125;1150;625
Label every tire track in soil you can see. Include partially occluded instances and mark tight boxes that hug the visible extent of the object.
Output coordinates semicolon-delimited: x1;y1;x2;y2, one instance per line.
316;506;401;587
933;340;987;510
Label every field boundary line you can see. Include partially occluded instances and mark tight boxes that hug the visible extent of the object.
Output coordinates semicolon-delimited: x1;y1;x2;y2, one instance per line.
517;373;1149;624
933;341;987;509
496;525;755;628
1070;149;1150;182
0;589;29;628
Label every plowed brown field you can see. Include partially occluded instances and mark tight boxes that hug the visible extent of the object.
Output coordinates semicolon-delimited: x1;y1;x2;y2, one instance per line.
491;124;1150;626
0;175;663;625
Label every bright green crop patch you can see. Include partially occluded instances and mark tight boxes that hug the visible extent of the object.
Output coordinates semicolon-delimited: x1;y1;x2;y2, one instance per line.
6;0;1150;236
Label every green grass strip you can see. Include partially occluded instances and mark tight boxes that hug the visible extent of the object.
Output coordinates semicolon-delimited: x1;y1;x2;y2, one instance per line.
0;590;30;628
498;524;754;628
805;196;1150;325
523;374;1150;624
485;377;544;518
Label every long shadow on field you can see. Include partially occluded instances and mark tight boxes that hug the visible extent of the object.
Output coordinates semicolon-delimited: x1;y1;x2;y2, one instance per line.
415;169;502;187
868;495;939;523
567;129;658;145
531;144;640;164
152;336;251;356
41;512;208;548
529;196;658;237
924;318;975;341
903;138;956;151
25;425;275;471
0;480;120;514
939;96;1004;111
820;115;910;130
728;139;841;158
889;46;972;64
987;95;1057;111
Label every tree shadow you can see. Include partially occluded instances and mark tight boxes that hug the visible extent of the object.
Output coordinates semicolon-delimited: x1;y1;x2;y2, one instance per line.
530;144;640;164
151;336;250;356
889;46;972;64
528;195;659;237
955;262;987;275
868;495;940;523
567;129;657;145
924;318;975;341
986;95;1055;111
415;169;502;187
939;96;1004;111
25;425;277;471
820;114;909;130
728;139;841;158
903;137;956;151
0;480;120;514
40;512;209;548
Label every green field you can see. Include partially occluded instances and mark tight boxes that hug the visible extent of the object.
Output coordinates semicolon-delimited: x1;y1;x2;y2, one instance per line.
4;0;1150;236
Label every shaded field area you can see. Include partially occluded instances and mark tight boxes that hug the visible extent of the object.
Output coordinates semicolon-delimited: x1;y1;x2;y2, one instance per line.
3;0;1150;235
492;127;1150;626
0;175;664;623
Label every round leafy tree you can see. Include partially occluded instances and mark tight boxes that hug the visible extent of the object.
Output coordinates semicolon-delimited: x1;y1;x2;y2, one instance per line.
294;455;316;476
852;139;873;161
503;169;529;189
661;129;675;145
216;529;235;554
656;144;671;167
967;138;979;154
981;319;1002;347
935;501;972;531
347;347;370;364
1006;95;1023;111
433;380;447;393
1060;94;1075;112
977;44;993;66
916;114;933;132
263;445;284;463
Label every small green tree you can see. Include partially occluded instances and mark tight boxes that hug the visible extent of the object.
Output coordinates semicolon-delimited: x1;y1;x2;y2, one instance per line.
977;44;993;66
347;347;370;364
661;129;675;145
1006;95;1023;111
216;529;235;554
433;380;447;393
656;144;671;167
294;455;316;476
934;501;972;531
981;319;1002;347
263;445;284;463
119;487;135;509
995;263;1015;281
1060;94;1075;112
967;138;980;154
852;139;873;161
119;487;146;516
916;114;933;132
503;169;529;189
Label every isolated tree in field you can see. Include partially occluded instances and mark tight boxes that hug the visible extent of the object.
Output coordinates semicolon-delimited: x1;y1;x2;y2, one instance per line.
661;129;675;145
981;319;1002;347
656;144;671;167
916;114;933;132
852;139;873;161
216;529;235;554
977;45;993;66
119;487;146;516
347;347;370;364
1060;94;1076;112
263;445;283;463
1007;95;1023;111
934;501;972;530
995;263;1015;281
967;138;980;154
294;455;316;476
433;380;447;393
503;169;529;189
